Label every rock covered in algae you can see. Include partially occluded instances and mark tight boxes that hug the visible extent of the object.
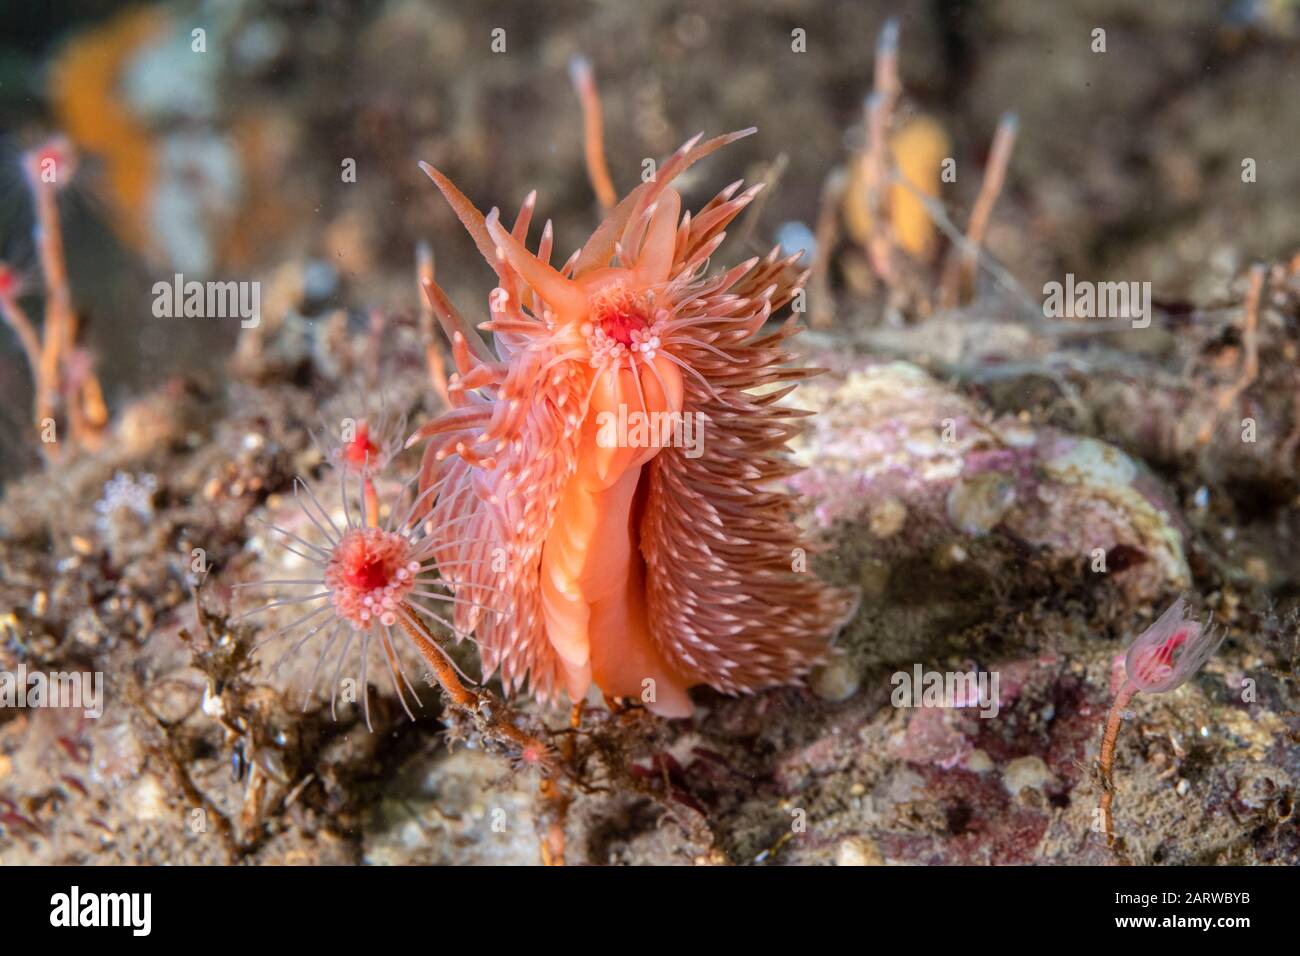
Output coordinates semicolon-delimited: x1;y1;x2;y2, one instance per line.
788;358;1190;604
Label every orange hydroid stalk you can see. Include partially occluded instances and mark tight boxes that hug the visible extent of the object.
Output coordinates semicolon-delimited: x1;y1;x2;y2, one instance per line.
24;139;77;436
939;112;1018;308
0;266;43;390
569;56;617;211
14;136;108;454
413;127;857;717
393;605;553;768
416;241;450;405
859;18;901;280
1096;681;1136;848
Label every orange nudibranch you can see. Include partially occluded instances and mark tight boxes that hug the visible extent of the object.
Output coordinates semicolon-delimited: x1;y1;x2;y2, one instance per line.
413;130;857;716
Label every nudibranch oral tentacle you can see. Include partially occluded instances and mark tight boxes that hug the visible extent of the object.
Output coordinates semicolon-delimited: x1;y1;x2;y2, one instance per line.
415;130;857;716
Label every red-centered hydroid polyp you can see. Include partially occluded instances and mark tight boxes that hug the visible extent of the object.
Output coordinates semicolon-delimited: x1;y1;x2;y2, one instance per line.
1123;595;1224;694
234;466;477;729
1098;596;1225;846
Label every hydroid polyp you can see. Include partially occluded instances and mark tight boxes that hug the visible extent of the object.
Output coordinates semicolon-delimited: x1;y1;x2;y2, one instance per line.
1097;596;1225;847
234;462;484;730
235;457;554;768
316;397;410;527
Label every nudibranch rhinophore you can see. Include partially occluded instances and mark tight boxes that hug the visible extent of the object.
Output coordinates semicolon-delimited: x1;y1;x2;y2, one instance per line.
413;129;857;717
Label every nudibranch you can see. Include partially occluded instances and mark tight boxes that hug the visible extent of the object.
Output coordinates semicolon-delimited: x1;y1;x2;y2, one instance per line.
413;130;857;717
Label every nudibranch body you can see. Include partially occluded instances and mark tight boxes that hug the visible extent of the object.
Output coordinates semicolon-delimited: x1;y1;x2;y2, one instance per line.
415;130;857;716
